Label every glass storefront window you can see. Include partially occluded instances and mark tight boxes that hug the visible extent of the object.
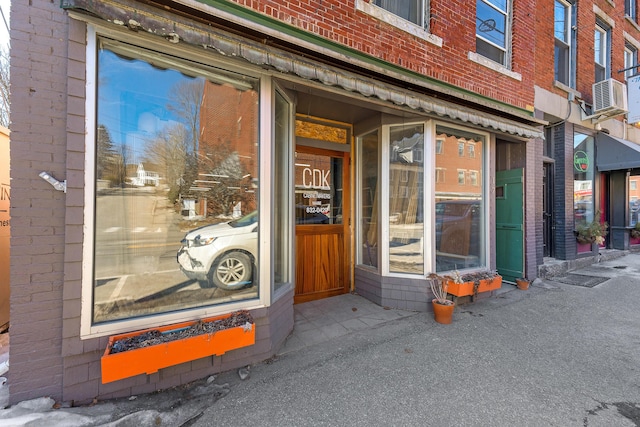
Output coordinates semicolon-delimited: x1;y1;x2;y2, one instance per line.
629;174;640;227
358;130;379;268
93;40;260;323
435;125;485;272
274;91;291;287
388;124;424;274
573;133;595;226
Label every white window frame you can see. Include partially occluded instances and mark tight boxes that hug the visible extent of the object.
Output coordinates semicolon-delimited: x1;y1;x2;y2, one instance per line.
457;169;466;185
476;0;512;67
595;20;611;82
625;41;638;80
554;0;576;88
626;0;637;21
355;0;442;47
81;25;272;338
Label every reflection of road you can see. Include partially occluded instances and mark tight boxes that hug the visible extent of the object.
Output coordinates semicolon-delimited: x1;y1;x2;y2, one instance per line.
93;187;258;322
95;188;184;279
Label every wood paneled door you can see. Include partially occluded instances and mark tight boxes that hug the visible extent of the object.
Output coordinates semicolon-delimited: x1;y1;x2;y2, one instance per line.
294;146;350;304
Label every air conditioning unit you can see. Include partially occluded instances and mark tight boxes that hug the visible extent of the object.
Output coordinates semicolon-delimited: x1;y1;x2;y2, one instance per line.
592;78;628;115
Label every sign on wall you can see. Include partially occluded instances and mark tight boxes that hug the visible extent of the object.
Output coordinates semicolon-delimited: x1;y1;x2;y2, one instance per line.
627;74;640;124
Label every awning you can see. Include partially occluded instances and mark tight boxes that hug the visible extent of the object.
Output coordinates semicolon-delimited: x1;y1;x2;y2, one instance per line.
64;0;544;140
596;133;640;171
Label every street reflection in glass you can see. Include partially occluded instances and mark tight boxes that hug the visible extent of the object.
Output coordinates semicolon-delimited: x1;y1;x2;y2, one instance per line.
93;41;260;323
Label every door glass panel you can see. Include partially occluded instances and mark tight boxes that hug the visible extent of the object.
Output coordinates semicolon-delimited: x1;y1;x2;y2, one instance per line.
388;124;424;275
295;152;343;225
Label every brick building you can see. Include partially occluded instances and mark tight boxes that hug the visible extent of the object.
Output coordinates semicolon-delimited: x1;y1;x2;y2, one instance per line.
534;0;640;261
10;0;544;403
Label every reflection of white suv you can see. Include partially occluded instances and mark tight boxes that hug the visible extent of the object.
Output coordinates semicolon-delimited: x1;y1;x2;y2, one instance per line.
177;211;257;290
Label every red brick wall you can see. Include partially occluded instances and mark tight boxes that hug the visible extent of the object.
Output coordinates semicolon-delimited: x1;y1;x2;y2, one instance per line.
234;0;536;110
536;0;640;105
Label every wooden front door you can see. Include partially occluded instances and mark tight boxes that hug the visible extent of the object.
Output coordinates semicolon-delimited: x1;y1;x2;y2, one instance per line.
294;147;350;304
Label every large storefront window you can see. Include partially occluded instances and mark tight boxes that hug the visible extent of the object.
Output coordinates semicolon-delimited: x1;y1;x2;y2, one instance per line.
573;133;595;226
435;125;485;272
388;124;424;274
629;173;640;227
359;131;379;268
93;40;260;323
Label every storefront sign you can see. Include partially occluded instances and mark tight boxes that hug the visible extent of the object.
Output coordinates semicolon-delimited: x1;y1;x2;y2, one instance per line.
574;151;590;172
628;74;640;124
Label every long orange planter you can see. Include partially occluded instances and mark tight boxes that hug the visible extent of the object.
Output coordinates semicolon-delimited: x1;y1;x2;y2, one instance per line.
101;312;255;384
446;275;502;297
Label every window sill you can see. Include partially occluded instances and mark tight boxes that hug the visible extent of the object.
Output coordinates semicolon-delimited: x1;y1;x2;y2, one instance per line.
553;80;581;98
625;15;640;32
467;52;522;81
355;0;442;47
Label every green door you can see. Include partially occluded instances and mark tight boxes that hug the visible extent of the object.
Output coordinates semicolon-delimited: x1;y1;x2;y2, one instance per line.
496;169;524;282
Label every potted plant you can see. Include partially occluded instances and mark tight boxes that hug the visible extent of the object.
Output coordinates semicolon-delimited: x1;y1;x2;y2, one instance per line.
515;277;530;290
575;217;608;245
428;273;455;324
445;270;502;300
630;223;640;240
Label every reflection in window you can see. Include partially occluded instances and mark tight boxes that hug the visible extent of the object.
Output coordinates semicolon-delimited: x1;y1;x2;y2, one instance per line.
388;124;424;274
595;20;610;82
94;41;260;323
435;125;485;272
372;0;425;27
358;131;379;268
476;0;510;66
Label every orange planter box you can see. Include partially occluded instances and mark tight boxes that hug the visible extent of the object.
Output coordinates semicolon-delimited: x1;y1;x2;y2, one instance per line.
446;275;502;297
101;312;255;384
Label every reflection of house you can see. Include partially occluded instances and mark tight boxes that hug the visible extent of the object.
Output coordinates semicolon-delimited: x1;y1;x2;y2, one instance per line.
195;82;258;215
130;163;160;187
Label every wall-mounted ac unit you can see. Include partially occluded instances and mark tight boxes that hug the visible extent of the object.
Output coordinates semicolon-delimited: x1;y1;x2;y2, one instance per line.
592;78;628;115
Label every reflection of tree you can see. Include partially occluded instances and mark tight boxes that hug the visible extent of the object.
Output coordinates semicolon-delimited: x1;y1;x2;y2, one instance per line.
143;123;195;202
197;147;253;217
167;79;204;154
97;124;131;187
0;47;8;128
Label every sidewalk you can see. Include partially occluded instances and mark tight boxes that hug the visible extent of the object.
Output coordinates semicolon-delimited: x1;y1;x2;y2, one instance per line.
1;253;640;425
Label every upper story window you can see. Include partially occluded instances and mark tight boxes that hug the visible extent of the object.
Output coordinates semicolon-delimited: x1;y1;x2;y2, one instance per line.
625;42;638;80
626;0;637;21
594;20;611;82
372;0;425;27
476;0;511;66
555;0;576;88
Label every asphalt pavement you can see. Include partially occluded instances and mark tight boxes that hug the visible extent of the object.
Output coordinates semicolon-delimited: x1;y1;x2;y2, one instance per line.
2;253;640;426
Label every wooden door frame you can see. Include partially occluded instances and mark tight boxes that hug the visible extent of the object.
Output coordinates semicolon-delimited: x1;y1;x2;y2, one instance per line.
294;145;351;304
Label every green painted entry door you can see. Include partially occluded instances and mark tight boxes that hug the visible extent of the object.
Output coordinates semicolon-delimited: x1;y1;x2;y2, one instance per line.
496;169;524;282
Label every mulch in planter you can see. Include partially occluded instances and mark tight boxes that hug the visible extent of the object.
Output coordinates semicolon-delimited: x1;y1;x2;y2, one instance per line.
109;310;254;354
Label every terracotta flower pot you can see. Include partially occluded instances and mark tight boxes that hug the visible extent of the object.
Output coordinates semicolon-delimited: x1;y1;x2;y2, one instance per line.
516;278;530;290
432;299;455;324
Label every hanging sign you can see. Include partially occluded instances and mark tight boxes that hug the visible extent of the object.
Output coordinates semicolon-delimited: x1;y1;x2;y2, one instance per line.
628;74;640;124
